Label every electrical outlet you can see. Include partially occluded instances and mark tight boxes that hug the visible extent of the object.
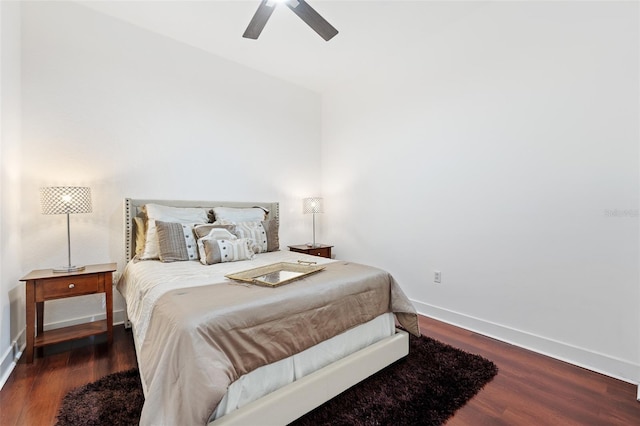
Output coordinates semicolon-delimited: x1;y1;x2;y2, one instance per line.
434;270;441;283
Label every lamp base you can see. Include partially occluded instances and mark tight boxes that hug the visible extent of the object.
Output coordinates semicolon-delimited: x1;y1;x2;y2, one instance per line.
53;265;85;273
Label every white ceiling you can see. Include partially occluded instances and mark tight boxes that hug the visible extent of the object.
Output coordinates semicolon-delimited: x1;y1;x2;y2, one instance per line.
79;0;488;93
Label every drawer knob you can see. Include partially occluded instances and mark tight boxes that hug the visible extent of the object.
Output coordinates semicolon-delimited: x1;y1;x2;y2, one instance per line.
68;283;75;289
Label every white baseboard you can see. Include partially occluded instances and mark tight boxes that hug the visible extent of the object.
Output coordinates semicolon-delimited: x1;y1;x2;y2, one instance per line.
0;309;127;390
414;300;640;386
0;328;25;391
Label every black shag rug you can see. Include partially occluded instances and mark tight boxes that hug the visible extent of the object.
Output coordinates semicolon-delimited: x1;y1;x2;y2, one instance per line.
56;334;498;426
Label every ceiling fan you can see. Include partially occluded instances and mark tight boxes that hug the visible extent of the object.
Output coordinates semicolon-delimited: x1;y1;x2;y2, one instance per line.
243;0;339;41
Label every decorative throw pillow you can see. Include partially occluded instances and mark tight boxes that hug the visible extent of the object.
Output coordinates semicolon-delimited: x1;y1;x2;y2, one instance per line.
211;207;267;223
140;204;209;260
155;221;199;262
219;219;279;253
261;219;280;252
198;237;255;265
193;224;237;240
133;216;147;257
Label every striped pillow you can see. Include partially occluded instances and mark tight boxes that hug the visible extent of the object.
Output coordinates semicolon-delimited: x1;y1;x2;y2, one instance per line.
155;221;199;262
198;237;255;265
217;219;279;253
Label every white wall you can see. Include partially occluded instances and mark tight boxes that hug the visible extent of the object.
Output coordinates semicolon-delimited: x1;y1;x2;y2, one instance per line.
0;0;23;388
322;1;639;382
3;0;639;389
7;0;321;365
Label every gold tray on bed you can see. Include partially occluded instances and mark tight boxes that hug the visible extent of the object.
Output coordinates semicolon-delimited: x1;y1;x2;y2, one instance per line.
225;262;325;287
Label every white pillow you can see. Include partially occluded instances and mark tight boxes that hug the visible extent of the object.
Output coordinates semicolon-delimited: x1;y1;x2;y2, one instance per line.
205;228;237;241
211;207;267;223
140;204;209;260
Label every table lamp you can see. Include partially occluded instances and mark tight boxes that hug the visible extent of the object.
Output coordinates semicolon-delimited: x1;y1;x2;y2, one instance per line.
40;186;92;272
303;197;323;248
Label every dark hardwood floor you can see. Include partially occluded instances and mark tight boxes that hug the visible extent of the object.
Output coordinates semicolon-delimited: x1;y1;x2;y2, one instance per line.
419;316;640;426
0;326;137;426
1;317;639;425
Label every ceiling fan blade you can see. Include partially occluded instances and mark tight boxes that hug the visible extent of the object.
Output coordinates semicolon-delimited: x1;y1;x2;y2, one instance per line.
243;0;276;40
286;0;338;41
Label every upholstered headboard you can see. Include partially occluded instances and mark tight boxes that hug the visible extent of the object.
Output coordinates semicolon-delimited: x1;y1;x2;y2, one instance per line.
123;198;280;263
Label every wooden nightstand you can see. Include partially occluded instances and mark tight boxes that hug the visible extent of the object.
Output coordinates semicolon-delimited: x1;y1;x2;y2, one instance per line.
288;244;333;259
20;262;117;363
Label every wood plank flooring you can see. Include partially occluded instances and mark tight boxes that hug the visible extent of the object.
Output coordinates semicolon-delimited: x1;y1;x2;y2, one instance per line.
0;326;137;426
1;316;639;425
419;316;640;425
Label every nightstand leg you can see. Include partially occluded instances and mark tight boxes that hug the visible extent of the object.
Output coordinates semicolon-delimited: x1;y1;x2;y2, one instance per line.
36;302;44;335
105;272;113;344
36;301;45;358
25;281;35;363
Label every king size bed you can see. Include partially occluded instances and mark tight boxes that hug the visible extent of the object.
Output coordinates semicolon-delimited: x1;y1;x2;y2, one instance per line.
116;198;420;425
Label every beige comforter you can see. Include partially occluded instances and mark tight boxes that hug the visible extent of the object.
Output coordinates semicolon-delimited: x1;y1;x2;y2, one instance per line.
137;260;419;425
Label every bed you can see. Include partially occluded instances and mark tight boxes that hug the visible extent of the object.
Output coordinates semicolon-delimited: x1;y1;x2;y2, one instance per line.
116;198;420;425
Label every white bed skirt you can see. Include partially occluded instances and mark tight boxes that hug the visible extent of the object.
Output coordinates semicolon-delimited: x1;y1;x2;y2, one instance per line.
211;313;396;421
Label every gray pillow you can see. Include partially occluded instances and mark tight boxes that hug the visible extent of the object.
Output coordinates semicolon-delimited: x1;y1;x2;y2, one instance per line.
155;220;199;262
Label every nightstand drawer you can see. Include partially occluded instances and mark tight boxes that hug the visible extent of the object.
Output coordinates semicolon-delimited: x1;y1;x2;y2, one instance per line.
308;247;331;258
35;274;101;300
288;244;333;259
